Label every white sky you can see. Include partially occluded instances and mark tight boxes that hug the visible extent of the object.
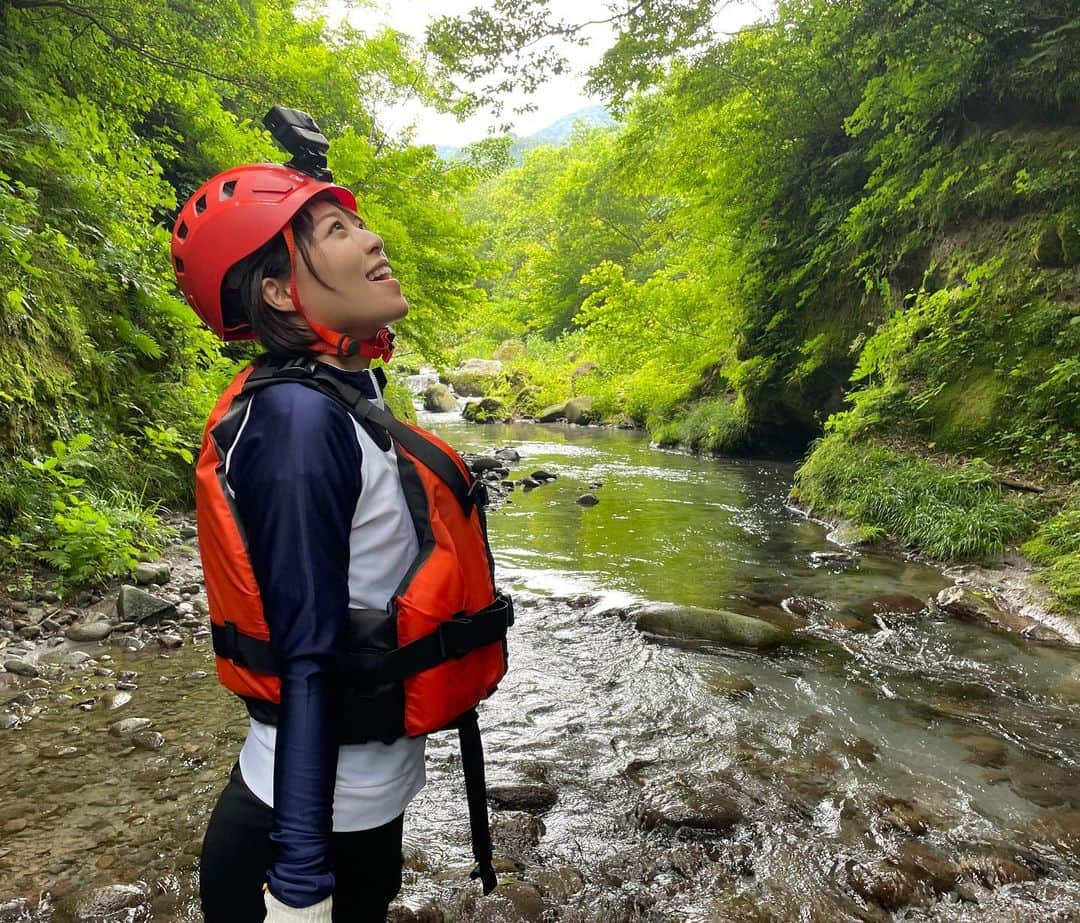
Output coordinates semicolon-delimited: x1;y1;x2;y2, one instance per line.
328;1;772;147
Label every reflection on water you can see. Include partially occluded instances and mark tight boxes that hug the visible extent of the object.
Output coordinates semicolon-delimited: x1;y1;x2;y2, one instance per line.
1;417;1078;921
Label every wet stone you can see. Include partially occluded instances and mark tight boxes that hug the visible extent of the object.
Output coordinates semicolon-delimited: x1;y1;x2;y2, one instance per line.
636;779;744;834
576;493;599;507
1022;809;1080;856
184;670;209;680
157;633;183;650
487;784;558;814
39;745;80;759
131;730;165;750
834;736;877;762
491;810;546;854
471;879;545;923
846;859;924;911
896;842;957;895
957;855;1036;887
65;621;114;642
532;865;585;903
0;899;32;921
954;731;1008;767
109;717;154;738
101;690;133;710
68;883;151;922
3;659;39;678
117;585;177;625
0;714;20;730
134;561;171;586
706;673;756;698
530;470;556;483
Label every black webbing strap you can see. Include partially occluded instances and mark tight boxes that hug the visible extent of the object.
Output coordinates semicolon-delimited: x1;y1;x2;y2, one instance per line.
366;594;513;683
211;621;278;675
458;709;497;895
243;360;478;515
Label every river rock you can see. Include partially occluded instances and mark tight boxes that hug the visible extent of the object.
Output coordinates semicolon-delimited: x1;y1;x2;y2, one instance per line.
957;855;1035;887
636;779;744;834
896;842;957;895
954;731;1008;767
536;402;568;423
846;859;924;910
448;359;503;397
157;633;183;650
462;397;511;424
61;650;94;667
109;717;154;738
134;561;171;586
933;585;1062;642
65;621;115;642
0;714;20;730
487;784;558;814
530;470;556;483
851;593;927;616
3;659;39;678
826;519;871;546
706;673;756;698
495;447;521;463
117;586;177;625
471;880;545;923
101;690;133;710
491;810;545;853
576;493;599;507
422;382;458;412
1021;809;1080;855
532;865;585;903
68;882;151;921
634;604;792;649
468;455;506;473
564;396;599;424
132;730;165;750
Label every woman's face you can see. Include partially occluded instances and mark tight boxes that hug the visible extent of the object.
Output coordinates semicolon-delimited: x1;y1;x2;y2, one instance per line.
286;198;408;340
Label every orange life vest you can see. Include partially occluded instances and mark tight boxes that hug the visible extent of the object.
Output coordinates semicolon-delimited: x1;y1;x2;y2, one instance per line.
194;357;512;740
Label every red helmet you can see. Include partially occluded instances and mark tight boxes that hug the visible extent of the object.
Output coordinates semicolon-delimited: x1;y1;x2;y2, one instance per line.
170;163;355;341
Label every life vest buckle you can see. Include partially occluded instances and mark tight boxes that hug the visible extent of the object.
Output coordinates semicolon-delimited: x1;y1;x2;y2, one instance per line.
466;477;489;510
437;616;476;660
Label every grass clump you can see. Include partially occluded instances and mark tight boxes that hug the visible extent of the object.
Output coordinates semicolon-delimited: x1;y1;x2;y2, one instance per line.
650;396;751;455
793;436;1039;560
1021;496;1080;611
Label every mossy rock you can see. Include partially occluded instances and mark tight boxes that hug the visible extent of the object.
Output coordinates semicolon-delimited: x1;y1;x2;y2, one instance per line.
536;401;568;423
1059;217;1080;266
634;604;793;649
564;396;600;424
1034;222;1064;267
422;382;458;413
462;398;511;424
494;339;526;361
448;359;503;397
510;385;541;416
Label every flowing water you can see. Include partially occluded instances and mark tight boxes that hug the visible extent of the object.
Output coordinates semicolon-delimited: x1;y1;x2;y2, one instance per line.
1;414;1078;921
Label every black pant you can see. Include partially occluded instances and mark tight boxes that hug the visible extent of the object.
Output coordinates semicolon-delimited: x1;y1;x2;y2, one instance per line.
200;764;404;922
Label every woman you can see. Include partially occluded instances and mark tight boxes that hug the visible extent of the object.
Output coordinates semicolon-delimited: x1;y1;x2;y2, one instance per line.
171;162;508;922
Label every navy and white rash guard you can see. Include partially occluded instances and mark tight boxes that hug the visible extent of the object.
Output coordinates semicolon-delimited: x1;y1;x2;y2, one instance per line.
222;363;425;909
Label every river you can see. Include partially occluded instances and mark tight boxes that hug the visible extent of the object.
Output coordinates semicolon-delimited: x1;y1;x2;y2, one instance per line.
0;413;1078;921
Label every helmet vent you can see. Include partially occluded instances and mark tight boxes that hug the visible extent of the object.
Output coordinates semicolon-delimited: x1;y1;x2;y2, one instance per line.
194;195;207;215
174;257;185;273
221;180;237;199
176;221;188;240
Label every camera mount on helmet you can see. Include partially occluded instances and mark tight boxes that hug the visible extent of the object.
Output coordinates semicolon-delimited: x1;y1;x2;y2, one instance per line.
263;106;333;182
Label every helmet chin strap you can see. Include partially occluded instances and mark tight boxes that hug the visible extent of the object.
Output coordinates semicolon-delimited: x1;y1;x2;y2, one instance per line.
281;225;394;362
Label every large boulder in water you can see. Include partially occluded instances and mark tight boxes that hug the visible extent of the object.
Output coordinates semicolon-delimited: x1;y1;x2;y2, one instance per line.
634;603;792;649
423;382;458;413
448;358;503;397
462;398;511;424
536;401;568;423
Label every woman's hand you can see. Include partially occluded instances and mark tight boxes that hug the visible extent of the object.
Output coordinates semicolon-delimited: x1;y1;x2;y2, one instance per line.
264;889;333;922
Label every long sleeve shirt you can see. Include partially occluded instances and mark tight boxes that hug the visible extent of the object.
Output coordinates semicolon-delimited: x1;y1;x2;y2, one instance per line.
224;364;425;908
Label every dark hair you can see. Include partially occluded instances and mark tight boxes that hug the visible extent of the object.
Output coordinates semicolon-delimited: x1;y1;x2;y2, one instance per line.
220;192;349;356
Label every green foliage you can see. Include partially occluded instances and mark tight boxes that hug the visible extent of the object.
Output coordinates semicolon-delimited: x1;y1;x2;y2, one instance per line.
2;435;168;586
793;437;1039;561
651;397;751;455
1021;496;1080;610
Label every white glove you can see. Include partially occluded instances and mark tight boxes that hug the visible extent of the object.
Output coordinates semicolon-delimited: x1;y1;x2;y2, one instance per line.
263;888;333;923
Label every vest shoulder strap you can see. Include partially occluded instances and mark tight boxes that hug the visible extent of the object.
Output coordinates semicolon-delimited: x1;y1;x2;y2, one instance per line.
242;358;479;514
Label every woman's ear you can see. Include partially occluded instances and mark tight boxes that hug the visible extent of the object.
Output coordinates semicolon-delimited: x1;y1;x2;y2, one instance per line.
261;276;296;314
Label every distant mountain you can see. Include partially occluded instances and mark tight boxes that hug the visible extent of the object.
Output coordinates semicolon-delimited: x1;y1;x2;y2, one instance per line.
435;105;617;163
